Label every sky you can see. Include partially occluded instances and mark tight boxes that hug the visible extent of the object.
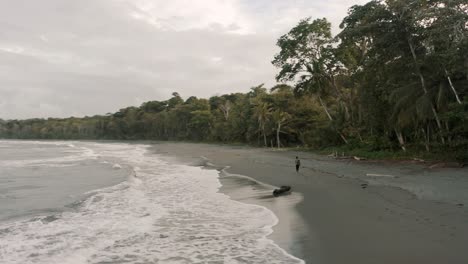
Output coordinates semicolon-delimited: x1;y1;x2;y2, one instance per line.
0;0;369;119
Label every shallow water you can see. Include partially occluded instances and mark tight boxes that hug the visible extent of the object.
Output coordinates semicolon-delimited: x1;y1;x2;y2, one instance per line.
0;140;304;264
0;140;131;221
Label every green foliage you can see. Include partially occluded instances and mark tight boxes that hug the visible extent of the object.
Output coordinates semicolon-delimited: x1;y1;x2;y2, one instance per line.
0;0;466;161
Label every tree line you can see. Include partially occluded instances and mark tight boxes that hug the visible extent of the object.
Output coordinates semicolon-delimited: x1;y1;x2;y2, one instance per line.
1;0;467;160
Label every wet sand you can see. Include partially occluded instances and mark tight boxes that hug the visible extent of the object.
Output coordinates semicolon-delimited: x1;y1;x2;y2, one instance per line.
217;172;309;262
150;142;468;264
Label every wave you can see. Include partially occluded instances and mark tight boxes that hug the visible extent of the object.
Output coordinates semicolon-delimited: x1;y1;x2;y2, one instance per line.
0;142;304;264
0;142;97;168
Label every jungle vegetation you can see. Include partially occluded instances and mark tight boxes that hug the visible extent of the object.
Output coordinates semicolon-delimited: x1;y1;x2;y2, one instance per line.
1;0;467;161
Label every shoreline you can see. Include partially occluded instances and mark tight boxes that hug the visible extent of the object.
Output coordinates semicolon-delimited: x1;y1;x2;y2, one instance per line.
217;169;308;263
150;145;310;261
150;139;467;167
3;138;465;166
150;141;468;264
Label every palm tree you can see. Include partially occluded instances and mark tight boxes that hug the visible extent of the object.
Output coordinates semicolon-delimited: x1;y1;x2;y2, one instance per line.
297;60;349;144
253;102;271;147
271;110;291;149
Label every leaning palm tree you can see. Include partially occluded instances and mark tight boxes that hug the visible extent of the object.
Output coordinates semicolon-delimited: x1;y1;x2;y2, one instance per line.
253;102;272;147
271;109;291;149
295;60;349;144
390;80;435;152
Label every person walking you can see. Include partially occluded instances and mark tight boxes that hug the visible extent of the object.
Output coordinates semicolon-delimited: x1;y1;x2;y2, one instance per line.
295;156;301;173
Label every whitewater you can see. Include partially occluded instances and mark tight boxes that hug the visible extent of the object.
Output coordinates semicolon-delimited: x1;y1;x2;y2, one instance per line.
0;140;304;264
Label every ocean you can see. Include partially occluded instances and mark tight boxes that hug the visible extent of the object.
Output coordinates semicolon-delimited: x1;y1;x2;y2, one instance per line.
0;140;304;264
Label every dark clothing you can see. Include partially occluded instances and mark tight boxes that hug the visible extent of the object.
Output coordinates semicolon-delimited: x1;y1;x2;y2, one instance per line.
295;159;301;172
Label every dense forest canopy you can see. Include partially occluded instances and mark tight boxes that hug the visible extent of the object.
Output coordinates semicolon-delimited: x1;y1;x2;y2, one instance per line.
1;0;467;160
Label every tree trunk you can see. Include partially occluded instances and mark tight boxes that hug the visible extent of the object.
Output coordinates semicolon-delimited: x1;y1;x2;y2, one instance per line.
395;129;406;152
445;69;462;104
330;75;351;120
421;127;430;152
318;95;349;144
445;121;451;144
357;131;363;143
219;101;231;120
407;39;445;144
338;132;349;145
358;103;363;124
299;132;306;146
318;95;333;121
276;122;281;149
330;75;343;98
262;124;267;147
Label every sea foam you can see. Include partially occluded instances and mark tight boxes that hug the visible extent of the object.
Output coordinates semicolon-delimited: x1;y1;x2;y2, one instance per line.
0;142;304;264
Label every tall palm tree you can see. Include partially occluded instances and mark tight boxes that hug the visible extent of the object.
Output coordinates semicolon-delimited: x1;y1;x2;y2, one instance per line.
253;102;272;147
271;110;291;149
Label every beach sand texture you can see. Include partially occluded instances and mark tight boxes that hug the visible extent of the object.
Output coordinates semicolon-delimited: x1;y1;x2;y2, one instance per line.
151;142;468;264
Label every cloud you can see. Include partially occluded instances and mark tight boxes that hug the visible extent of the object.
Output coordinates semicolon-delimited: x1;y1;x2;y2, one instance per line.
126;0;253;34
0;0;368;119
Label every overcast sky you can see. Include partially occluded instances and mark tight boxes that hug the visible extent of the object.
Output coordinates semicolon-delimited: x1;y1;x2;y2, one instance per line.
0;0;369;119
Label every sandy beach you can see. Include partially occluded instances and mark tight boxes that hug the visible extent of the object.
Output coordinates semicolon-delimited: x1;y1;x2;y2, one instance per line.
150;142;468;264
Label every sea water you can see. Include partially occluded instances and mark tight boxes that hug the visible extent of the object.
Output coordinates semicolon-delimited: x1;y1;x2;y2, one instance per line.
0;140;304;264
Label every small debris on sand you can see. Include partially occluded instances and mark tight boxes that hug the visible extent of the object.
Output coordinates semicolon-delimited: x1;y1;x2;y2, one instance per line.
366;173;395;178
429;162;464;169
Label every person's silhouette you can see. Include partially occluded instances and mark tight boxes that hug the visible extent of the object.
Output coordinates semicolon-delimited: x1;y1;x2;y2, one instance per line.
295;156;301;173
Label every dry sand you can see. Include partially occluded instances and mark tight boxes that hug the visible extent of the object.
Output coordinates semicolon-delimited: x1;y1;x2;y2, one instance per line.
149;142;468;264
